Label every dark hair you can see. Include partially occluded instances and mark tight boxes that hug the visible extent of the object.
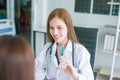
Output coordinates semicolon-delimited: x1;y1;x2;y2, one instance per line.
47;8;79;43
0;35;34;80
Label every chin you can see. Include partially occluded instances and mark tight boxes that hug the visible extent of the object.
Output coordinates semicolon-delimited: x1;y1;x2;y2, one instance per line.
55;40;58;42
55;40;62;43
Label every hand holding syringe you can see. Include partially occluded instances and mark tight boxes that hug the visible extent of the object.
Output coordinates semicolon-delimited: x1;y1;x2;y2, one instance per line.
58;46;66;69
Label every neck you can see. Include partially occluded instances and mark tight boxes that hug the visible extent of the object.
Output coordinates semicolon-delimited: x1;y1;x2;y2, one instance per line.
57;39;68;48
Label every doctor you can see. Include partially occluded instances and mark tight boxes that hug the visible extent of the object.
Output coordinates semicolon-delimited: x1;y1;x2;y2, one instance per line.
35;8;94;80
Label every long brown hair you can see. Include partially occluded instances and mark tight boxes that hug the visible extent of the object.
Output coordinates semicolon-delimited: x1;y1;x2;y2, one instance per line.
47;8;79;43
0;35;34;80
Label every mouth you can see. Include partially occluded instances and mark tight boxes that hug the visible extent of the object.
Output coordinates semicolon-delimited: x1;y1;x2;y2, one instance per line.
54;37;59;40
53;36;60;41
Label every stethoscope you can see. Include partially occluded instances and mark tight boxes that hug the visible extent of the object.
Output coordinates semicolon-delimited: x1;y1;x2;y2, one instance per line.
42;42;76;73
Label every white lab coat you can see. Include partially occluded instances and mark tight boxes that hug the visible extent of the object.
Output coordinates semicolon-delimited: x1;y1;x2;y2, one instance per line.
35;40;94;80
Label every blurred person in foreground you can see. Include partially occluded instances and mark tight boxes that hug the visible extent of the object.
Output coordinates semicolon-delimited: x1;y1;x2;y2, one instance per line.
0;35;34;80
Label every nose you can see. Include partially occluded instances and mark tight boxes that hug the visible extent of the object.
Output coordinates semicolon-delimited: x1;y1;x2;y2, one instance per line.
53;29;58;35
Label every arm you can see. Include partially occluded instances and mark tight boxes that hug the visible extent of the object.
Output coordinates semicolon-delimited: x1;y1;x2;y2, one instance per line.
35;42;52;80
57;45;94;80
35;54;46;80
77;46;94;80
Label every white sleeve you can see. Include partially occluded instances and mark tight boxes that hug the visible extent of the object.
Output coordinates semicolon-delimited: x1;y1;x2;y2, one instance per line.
34;56;45;80
34;42;52;80
77;47;94;80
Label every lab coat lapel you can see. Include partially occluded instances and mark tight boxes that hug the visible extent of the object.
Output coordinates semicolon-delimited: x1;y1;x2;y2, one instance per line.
50;42;59;67
64;40;73;62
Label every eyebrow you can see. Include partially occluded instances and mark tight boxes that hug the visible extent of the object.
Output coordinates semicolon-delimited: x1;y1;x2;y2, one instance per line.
50;24;63;27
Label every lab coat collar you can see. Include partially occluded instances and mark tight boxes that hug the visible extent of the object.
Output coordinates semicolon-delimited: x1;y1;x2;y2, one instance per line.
50;42;58;67
64;40;73;61
65;40;72;52
51;40;73;55
51;42;57;56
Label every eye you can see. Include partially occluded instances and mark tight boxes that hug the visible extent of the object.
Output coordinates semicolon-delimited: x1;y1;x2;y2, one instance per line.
49;26;54;29
57;26;63;29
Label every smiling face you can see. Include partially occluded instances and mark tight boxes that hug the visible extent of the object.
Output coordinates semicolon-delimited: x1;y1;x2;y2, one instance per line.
47;8;79;44
49;16;68;45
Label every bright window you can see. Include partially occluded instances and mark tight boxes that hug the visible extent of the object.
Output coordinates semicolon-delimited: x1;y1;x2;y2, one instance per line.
74;0;120;16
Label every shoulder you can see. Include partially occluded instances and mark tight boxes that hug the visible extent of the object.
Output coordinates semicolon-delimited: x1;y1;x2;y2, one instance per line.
41;42;53;50
74;43;90;57
35;42;53;60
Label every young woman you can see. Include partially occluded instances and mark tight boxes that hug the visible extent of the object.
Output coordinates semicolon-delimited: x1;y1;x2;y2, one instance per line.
35;8;94;80
0;35;34;80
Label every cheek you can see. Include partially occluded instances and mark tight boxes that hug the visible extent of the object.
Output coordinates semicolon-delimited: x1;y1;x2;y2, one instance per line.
49;30;52;35
63;28;68;35
62;30;68;37
49;30;53;38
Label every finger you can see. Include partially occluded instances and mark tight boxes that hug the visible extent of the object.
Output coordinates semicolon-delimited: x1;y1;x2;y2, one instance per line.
59;58;66;63
59;59;66;63
60;59;70;67
57;67;65;72
59;56;65;61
